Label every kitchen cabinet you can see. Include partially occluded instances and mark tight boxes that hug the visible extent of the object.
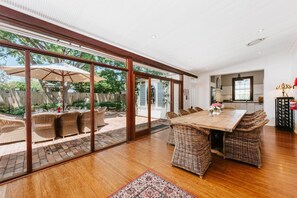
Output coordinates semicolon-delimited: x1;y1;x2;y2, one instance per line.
223;102;263;113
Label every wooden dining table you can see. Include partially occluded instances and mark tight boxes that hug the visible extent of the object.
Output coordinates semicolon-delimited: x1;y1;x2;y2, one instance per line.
170;109;247;156
170;109;247;132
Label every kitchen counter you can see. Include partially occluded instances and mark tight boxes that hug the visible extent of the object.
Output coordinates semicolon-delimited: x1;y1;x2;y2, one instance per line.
222;102;263;113
223;101;263;104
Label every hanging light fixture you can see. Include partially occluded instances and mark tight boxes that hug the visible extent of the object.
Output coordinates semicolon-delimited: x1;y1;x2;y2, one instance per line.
237;74;243;80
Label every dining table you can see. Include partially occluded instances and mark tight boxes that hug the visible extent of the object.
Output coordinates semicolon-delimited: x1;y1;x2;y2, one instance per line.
170;109;247;156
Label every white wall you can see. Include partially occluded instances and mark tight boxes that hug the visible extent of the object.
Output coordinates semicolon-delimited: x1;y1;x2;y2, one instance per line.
196;50;296;127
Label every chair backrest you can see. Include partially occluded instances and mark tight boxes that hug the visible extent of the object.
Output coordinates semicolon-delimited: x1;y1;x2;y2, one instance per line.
166;112;178;119
32;114;56;126
237;119;269;132
172;124;209;149
194;107;204;112
188;108;197;113
79;111;91;120
179;109;190;116
97;107;107;113
60;112;79;122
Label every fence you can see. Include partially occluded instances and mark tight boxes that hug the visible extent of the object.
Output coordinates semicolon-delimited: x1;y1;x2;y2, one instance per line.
0;90;126;108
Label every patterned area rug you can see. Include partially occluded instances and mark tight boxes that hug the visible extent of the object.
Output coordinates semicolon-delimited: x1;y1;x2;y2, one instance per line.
109;170;195;198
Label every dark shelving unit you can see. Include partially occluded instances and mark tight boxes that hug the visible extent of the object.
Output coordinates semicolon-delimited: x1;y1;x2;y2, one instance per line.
275;97;294;131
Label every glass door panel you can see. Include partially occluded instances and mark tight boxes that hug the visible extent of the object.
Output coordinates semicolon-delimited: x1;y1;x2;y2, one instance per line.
150;79;171;133
174;83;180;114
135;77;149;133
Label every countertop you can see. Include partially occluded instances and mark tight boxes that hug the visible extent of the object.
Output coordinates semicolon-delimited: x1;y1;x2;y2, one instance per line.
223;101;263;104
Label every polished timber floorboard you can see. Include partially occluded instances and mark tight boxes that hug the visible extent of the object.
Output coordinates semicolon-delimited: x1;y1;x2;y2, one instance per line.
0;126;296;198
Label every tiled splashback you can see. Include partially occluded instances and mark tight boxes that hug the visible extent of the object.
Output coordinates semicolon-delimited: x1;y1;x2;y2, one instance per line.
221;84;264;102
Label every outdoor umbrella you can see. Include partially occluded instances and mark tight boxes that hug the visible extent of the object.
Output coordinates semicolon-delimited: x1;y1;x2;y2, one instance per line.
0;63;105;110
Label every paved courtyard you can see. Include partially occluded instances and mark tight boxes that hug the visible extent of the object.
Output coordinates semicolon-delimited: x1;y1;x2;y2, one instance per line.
0;112;169;181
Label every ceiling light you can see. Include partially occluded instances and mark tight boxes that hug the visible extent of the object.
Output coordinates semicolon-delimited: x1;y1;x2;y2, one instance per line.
247;38;266;47
258;29;264;33
258;51;262;55
151;35;157;39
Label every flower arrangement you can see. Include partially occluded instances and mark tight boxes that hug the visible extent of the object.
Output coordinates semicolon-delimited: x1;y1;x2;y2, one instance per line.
209;102;222;116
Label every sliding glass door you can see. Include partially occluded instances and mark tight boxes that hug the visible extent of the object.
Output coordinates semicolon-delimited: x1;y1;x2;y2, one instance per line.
135;76;150;136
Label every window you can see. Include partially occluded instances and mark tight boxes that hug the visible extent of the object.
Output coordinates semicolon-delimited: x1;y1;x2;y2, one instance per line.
232;76;253;101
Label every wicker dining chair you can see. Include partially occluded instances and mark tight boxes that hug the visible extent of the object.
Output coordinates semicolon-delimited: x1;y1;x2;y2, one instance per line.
194;107;204;112
165;112;179;145
178;109;190;116
224;119;269;168
188;108;197;113
32;114;56;143
0;117;26;144
78;111;97;133
96;107;107;127
239;113;267;127
242;112;266;122
171;124;211;178
244;110;264;117
58;112;80;138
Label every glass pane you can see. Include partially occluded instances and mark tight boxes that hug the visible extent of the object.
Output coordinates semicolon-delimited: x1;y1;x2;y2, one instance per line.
150;79;170;133
29;54;91;171
0;29;126;69
135;77;149;132
133;63;180;80
234;78;251;100
0;47;27;181
94;67;127;150
174;83;180;114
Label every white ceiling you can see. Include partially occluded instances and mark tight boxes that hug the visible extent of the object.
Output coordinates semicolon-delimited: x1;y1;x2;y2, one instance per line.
1;0;297;74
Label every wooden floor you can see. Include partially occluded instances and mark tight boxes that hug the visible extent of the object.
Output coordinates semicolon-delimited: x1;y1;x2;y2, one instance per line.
0;126;296;198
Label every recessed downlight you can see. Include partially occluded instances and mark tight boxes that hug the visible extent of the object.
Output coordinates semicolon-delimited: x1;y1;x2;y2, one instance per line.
151;35;157;39
258;29;264;33
247;38;266;46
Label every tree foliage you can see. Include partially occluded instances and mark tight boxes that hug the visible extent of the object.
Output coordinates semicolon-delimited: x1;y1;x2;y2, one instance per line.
0;30;127;97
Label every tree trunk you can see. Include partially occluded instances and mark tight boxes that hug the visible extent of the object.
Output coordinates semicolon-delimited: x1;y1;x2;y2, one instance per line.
39;80;58;103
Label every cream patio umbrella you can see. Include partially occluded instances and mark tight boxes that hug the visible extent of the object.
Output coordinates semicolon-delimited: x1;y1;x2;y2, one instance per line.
0;63;105;110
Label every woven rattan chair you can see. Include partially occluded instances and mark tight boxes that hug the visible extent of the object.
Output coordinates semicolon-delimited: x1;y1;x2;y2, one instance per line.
78;111;97;133
224;119;269;168
96;107;106;127
166;112;179;145
244;110;264;117
239;113;267;127
32;114;56;143
242;112;266;122
188;108;197;113
178;109;190;116
58;112;80;138
194;107;204;112
0;117;26;144
171;124;211;178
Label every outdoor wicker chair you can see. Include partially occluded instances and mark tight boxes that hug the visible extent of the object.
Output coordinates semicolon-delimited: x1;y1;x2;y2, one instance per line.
58;112;80;138
96;107;107;127
171;124;211;178
0;117;26;144
194;107;204;112
78;111;97;133
224;119;269;168
178;109;190;116
188;108;197;113
165;112;179;145
32;113;56;143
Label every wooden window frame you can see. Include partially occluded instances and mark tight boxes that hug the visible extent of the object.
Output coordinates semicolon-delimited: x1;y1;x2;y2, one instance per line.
232;76;253;101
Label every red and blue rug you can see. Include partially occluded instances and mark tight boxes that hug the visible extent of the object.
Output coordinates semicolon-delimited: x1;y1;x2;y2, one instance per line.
109;170;195;198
